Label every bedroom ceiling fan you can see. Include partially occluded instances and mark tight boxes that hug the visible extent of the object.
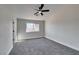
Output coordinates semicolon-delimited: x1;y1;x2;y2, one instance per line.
34;4;50;16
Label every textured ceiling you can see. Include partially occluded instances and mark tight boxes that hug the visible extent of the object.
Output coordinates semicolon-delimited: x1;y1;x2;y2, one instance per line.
0;4;64;20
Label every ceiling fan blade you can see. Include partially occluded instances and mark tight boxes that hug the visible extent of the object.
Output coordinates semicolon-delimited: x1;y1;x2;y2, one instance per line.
40;13;43;16
39;4;44;10
42;10;49;12
34;12;39;16
34;12;38;15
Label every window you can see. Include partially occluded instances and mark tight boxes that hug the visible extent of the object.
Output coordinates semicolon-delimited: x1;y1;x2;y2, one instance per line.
26;23;39;32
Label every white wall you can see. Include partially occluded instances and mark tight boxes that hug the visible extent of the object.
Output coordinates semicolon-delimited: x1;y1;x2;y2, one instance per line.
17;19;45;40
45;5;79;51
0;5;13;54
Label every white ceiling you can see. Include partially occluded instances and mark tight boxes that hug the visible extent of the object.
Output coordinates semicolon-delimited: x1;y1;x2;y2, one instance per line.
0;4;64;20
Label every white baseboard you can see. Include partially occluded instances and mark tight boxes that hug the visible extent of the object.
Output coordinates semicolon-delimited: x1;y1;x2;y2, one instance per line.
7;46;13;55
45;36;79;51
16;36;44;42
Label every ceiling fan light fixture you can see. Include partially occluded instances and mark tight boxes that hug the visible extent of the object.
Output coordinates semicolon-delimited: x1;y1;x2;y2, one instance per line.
38;11;41;13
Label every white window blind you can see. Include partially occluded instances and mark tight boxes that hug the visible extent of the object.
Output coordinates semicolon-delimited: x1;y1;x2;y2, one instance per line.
26;23;39;32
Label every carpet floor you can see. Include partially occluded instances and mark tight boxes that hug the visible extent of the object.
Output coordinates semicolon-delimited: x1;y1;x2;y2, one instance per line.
9;37;79;55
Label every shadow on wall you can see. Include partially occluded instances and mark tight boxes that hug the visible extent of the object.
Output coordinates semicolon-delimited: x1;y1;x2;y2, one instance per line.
45;5;79;51
17;19;45;41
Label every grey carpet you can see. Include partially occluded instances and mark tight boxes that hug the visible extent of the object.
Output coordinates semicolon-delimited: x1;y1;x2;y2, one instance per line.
9;37;79;55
